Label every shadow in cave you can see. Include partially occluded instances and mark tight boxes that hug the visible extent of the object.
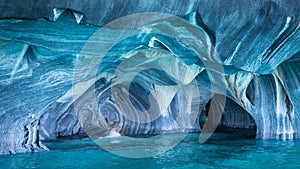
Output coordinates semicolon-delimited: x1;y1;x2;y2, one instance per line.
199;94;257;139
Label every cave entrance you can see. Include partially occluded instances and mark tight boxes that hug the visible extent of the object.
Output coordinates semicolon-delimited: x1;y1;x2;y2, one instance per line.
199;94;257;139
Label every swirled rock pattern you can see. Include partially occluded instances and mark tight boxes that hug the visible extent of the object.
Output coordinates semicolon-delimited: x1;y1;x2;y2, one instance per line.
0;0;299;154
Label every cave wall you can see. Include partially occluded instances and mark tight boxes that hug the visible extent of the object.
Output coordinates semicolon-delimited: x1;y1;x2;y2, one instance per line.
0;0;299;154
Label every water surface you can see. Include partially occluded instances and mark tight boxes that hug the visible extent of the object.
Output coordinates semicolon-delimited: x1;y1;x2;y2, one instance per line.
0;133;299;169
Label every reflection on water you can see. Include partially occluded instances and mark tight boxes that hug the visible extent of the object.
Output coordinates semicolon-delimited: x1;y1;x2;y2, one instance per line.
0;133;299;169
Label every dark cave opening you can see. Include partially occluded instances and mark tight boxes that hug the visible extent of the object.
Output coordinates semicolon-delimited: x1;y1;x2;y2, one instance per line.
200;94;257;139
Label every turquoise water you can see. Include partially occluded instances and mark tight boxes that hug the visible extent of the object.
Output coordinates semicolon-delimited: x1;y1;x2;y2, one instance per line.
0;133;299;169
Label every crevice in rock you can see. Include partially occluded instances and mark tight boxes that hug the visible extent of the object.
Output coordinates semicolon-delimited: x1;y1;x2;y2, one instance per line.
200;94;257;139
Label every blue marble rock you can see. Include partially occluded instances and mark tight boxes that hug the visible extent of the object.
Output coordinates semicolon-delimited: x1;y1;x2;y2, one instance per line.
0;0;299;154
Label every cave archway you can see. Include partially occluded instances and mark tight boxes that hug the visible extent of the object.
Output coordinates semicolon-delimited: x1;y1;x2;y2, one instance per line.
199;94;257;139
